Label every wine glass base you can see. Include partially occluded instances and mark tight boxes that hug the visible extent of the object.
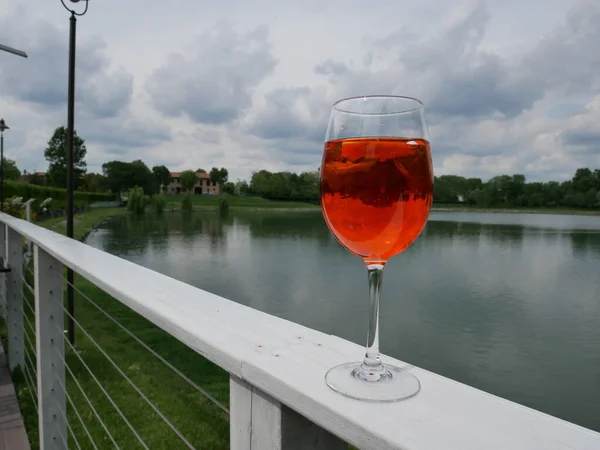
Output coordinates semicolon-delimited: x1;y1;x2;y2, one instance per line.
325;362;421;402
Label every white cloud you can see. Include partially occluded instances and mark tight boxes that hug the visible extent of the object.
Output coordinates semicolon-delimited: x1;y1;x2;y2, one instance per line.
1;0;598;183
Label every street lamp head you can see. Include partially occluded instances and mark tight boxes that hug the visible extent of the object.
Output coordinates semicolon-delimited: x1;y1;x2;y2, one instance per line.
0;119;9;133
60;0;89;15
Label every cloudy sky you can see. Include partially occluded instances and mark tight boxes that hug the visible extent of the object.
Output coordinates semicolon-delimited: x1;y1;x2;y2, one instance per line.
0;0;598;182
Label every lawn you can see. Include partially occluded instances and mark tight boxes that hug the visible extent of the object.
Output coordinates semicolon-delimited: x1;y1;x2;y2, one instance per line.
431;203;600;216
164;194;318;211
4;208;231;449
39;207;129;240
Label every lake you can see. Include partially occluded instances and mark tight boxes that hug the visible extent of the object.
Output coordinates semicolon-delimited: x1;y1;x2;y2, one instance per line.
86;209;600;432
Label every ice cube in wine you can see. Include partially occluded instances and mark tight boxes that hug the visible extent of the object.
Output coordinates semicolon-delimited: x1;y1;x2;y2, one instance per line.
320;137;433;264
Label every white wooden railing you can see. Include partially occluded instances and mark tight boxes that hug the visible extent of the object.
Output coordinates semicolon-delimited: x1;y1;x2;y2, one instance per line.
0;211;599;449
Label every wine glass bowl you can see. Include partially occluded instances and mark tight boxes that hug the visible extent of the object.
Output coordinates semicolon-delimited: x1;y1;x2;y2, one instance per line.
320;95;433;402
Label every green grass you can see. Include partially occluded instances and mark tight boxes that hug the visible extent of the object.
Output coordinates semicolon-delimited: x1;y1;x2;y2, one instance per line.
431;203;600;216
163;194;318;211
38;207;129;240
5;208;231;449
162;195;599;216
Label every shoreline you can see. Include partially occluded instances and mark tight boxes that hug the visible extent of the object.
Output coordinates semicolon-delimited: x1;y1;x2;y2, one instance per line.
167;202;599;217
430;206;600;216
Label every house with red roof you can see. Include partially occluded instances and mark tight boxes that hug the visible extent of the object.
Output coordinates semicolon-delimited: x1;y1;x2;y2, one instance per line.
163;172;220;195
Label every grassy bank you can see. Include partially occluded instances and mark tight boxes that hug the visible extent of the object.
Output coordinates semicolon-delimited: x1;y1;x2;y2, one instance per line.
39;207;129;240
164;195;599;216
431;204;600;216
7;209;231;449
164;194;318;211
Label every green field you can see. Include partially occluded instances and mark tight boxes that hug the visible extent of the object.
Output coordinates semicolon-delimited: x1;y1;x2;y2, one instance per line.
163;195;598;215
164;194;318;211
431;203;600;216
4;208;231;449
40;207;129;240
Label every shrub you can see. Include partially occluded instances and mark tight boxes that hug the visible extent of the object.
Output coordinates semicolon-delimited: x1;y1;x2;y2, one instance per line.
181;194;192;212
218;197;229;216
127;186;147;214
153;195;166;214
2;196;26;219
2;181;116;213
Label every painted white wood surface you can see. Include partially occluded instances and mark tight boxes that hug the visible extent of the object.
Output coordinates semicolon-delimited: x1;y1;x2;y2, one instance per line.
2;213;600;450
230;376;253;450
230;376;346;450
34;247;66;450
6;226;24;371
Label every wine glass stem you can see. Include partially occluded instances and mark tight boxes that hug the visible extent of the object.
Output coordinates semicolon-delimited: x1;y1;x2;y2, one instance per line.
361;263;385;376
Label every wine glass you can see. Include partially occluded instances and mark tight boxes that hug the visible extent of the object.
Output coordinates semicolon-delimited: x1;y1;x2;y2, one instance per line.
320;95;433;402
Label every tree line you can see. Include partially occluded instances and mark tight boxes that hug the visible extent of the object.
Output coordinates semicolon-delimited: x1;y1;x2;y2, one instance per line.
11;126;600;209
434;170;600;208
16;126;229;195
247;168;600;209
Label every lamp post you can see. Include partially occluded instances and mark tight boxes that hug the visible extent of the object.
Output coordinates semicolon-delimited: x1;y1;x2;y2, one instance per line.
1;45;27;213
60;0;89;346
0;119;9;212
0;43;28;58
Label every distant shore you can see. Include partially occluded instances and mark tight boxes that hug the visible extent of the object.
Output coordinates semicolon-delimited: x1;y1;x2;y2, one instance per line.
430;206;600;216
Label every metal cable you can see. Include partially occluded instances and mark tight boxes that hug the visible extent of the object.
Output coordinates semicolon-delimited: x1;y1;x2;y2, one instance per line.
57;425;69;450
22;301;35;324
57;336;148;449
56;376;99;450
55;347;121;449
64;278;229;414
22;363;38;410
22;310;36;345
23;263;34;278
24;341;37;380
23;326;36;358
54;297;196;449
22;277;35;297
57;403;83;450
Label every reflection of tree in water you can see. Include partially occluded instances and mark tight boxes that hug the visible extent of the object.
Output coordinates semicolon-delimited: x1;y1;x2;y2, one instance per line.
570;231;600;257
239;211;335;245
148;218;171;254
421;220;525;248
100;212;231;255
178;213;227;251
421;220;483;240
485;224;525;247
101;215;153;255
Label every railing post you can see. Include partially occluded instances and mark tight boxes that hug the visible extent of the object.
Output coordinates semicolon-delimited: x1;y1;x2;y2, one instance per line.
35;245;67;449
230;376;346;450
0;223;6;319
6;226;24;371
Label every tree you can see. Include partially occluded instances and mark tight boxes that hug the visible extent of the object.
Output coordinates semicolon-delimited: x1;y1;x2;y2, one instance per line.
80;173;108;192
180;170;196;192
196;168;207;174
235;179;250;196
249;169;318;202
44;126;87;188
102;160;156;194
209;167;229;185
1;158;21;181
223;182;235;195
152;165;171;191
572;168;595;193
29;172;44;186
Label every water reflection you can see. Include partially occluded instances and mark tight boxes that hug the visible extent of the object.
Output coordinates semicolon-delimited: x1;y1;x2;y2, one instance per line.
570;231;600;258
86;211;600;431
